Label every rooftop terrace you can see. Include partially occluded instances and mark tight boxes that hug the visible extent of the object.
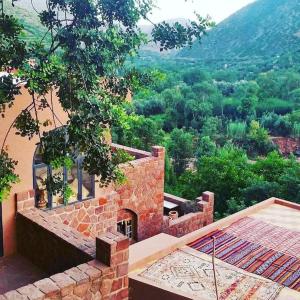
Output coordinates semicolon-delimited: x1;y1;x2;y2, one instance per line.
129;198;300;300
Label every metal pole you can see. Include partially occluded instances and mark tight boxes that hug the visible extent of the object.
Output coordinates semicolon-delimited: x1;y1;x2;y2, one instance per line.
212;236;219;300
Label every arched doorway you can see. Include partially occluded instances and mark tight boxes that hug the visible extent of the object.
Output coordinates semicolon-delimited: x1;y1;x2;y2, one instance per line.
117;209;137;242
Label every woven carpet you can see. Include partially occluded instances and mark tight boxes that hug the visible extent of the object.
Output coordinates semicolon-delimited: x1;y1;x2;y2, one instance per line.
139;249;282;300
224;217;300;258
188;230;300;291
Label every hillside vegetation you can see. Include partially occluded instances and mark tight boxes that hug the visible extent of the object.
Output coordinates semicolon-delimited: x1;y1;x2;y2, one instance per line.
179;0;300;60
5;0;300;217
3;0;47;43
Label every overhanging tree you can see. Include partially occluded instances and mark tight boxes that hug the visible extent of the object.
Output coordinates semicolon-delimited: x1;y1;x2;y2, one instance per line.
0;0;213;201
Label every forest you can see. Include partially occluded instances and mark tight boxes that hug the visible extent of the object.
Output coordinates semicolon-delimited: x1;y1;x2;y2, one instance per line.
113;51;300;218
2;0;300;219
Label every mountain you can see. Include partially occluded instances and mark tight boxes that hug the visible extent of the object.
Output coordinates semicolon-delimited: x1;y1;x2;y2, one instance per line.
3;0;47;43
4;1;187;54
179;0;300;61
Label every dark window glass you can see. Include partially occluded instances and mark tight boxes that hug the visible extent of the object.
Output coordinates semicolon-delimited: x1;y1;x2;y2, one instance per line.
117;220;134;239
34;165;49;209
33;146;94;209
67;164;79;204
82;169;94;200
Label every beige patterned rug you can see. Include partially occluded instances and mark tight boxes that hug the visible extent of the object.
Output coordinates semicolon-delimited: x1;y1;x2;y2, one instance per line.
139;249;282;300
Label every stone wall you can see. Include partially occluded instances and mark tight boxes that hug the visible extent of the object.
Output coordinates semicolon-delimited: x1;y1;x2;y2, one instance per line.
18;145;165;243
2;232;129;299
3;194;130;300
16;207;95;275
162;192;214;238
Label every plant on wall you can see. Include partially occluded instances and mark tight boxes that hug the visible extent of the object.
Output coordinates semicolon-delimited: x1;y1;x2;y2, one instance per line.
0;150;19;202
0;0;213;201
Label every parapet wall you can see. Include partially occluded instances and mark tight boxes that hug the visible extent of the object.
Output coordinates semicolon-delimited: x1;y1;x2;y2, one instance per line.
162;192;214;238
3;196;130;299
16;145;165;243
16;208;95;275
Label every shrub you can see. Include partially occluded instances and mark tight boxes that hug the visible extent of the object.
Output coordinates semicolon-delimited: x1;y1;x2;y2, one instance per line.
227;121;247;139
256;98;293;116
222;98;241;119
261;113;292;136
292;123;300;138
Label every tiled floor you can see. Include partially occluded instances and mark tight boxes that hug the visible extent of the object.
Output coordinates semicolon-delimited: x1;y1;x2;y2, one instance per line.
0;254;47;294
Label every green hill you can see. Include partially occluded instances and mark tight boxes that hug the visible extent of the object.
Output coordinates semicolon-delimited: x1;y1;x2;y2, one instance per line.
179;0;300;61
3;0;48;43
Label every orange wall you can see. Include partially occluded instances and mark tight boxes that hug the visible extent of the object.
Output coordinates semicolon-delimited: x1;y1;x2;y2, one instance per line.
0;87;68;255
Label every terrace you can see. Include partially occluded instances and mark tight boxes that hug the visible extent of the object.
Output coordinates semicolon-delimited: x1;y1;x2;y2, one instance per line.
129;198;300;300
0;143;163;298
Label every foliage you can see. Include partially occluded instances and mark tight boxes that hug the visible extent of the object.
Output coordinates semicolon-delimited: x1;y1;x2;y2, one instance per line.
0;0;212;200
179;145;254;215
261;113;292;136
113;113;164;151
196;136;217;159
112;149;134;165
0;150;19;202
227;122;246;139
168;128;194;176
200;117;221;140
292;123;300;138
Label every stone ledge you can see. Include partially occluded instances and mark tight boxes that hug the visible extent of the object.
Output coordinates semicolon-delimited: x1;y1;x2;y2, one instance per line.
111;143;151;159
19;208;96;259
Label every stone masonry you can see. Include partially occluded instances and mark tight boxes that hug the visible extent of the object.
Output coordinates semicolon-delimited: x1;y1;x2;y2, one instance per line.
24;145;165;243
163;192;214;238
1;198;130;299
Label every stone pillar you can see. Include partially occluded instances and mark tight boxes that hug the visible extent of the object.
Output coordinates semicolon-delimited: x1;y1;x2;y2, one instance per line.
151;146;165;159
96;231;129;299
197;191;214;225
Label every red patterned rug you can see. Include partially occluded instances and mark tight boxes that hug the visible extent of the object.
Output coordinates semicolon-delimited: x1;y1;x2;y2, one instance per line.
188;228;300;291
224;217;300;258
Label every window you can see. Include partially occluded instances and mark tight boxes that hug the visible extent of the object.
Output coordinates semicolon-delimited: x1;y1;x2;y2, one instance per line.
33;146;95;209
117;220;134;240
117;209;137;241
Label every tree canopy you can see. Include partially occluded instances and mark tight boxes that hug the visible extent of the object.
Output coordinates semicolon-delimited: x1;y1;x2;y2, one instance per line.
0;0;213;201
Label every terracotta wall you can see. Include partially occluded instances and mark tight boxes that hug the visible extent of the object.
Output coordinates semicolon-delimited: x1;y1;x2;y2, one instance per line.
13;144;165;248
162;192;214;238
0;85;165;255
1;193;130;299
16;209;94;275
2;232;129;299
0;87;68;256
33;146;165;242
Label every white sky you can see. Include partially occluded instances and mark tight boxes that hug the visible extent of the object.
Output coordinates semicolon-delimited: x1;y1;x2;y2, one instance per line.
140;0;256;25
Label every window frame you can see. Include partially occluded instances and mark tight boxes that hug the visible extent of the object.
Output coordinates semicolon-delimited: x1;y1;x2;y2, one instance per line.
33;155;95;210
117;219;135;240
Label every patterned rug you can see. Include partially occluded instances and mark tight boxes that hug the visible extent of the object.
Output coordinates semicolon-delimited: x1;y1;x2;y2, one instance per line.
139;249;282;300
188;230;300;291
224;217;300;258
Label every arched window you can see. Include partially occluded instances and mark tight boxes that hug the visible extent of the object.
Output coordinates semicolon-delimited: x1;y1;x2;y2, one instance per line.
117;209;137;242
33;145;95;209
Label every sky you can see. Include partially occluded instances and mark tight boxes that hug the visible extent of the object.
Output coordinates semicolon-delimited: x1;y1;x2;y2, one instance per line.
140;0;256;25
